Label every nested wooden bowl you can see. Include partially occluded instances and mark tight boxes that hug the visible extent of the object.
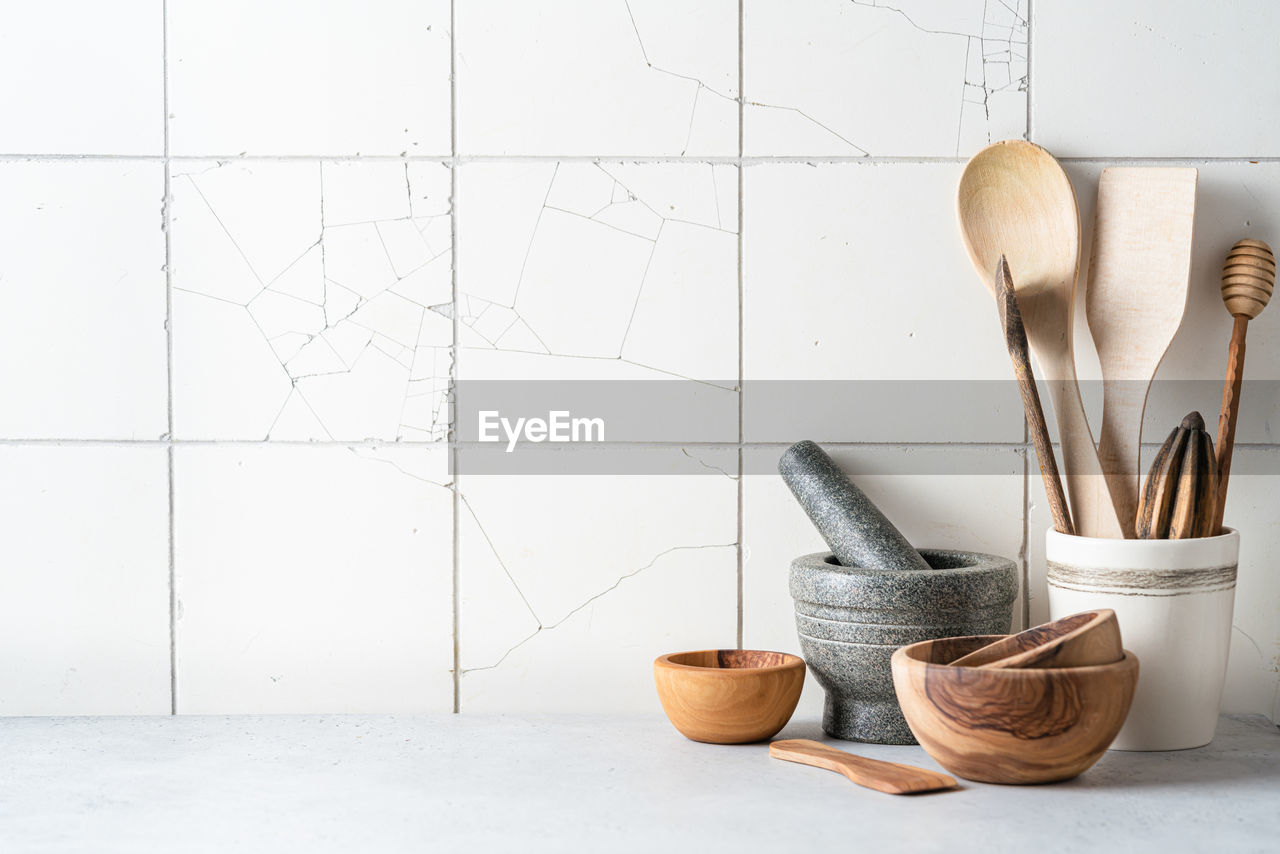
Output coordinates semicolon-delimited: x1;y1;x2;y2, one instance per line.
654;650;805;744
891;635;1138;784
946;609;1122;669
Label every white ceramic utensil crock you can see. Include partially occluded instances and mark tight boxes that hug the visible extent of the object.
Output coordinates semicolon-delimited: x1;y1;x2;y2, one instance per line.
1046;528;1238;751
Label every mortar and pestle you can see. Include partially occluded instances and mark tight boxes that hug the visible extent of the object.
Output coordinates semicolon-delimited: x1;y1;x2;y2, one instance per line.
781;440;1018;744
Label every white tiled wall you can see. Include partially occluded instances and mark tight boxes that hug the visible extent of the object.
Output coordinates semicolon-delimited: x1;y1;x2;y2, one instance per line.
2;1;1277;722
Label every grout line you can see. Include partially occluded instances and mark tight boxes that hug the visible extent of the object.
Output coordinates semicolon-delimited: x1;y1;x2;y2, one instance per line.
1025;0;1033;143
167;442;177;715
1020;446;1031;631
161;0;177;717
1018;358;1031;629
7;153;1280;165
0;153;170;161
449;0;461;716
735;0;745;650
7;438;1280;450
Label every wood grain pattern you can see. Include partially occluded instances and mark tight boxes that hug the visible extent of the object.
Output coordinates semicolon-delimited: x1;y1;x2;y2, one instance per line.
769;739;957;795
947;609;1122;669
1219;238;1275;319
1169;428;1218;539
1135;422;1188;539
892;636;1138;784
957;140;1123;539
1214;238;1275;533
1137;412;1217;539
654;650;804;744
995;255;1073;535
1087;167;1198;539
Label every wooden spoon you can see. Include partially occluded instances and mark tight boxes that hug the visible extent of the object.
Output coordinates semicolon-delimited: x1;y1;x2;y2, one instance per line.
769;739;957;795
1087;167;1198;538
958;141;1123;538
947;609;1122;669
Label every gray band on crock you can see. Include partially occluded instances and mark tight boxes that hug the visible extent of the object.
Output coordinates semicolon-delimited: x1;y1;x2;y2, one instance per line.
1047;561;1238;596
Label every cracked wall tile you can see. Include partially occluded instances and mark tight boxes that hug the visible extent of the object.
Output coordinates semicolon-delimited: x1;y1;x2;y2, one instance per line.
0;2;161;154
0;445;169;714
744;0;1027;157
458;447;737;712
1035;1;1280;157
457;162;738;400
170;160;452;441
174;444;453;714
1028;447;1280;720
742;163;1022;442
0;161;167;439
456;0;738;155
742;444;1026;719
168;0;451;155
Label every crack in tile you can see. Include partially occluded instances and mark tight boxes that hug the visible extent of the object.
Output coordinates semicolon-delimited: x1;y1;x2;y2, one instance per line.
1232;623;1265;663
680;447;740;480
746;1;1027;156
462;533;738;674
543;204;659;242
850;0;1028;156
618;220;663;353
177;162;453;441
460;161;737;389
622;0;738;155
744;101;873;156
347;445;453;489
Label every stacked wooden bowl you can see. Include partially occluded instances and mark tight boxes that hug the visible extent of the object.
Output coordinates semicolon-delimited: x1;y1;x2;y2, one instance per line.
890;610;1138;784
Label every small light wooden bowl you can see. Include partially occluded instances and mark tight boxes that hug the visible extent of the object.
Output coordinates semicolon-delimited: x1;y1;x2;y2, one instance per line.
892;635;1138;784
946;609;1122;669
654;650;805;744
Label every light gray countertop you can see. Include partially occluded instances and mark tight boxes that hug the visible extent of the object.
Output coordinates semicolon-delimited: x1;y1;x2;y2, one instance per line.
0;713;1275;853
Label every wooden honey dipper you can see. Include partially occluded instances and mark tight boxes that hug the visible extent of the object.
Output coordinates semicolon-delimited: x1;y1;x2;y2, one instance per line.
1213;238;1275;533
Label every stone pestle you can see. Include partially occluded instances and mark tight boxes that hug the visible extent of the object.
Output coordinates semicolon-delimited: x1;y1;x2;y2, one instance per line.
779;440;931;572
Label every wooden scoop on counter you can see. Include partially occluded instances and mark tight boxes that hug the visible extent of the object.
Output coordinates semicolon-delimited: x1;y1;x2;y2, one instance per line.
770;739;957;795
947;609;1123;669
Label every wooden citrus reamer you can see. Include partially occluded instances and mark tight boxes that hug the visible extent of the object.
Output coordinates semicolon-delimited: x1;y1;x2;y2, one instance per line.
1213;238;1275;533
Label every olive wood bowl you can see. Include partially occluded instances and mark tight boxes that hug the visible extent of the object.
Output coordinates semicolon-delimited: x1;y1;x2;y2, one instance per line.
654;649;805;744
892;635;1138;784
947;609;1123;669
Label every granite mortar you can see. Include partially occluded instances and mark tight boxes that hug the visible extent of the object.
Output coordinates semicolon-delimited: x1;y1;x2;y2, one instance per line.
790;548;1018;744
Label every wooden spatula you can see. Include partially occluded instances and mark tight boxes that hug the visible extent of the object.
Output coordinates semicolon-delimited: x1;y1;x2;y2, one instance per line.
769;739;957;795
1087;167;1198;538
